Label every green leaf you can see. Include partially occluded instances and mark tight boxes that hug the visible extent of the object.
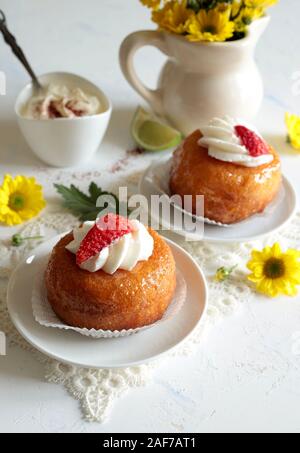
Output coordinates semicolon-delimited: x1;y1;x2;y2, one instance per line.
54;182;126;221
80;210;104;222
54;184;93;207
88;182;104;204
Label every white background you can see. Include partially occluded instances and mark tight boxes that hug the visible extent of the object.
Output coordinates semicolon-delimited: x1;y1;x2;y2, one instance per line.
0;0;300;433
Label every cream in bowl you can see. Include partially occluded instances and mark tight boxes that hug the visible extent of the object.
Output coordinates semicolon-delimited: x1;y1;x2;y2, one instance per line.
22;84;102;120
15;72;112;167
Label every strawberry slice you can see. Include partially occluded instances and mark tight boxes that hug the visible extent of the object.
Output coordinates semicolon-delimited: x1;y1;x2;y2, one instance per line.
76;213;133;265
235;125;270;157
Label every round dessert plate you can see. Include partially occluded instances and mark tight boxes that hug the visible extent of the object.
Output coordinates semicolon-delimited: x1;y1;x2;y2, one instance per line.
7;234;208;369
139;157;297;243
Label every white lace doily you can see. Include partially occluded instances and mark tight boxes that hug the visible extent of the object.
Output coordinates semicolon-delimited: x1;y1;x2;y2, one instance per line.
1;172;300;422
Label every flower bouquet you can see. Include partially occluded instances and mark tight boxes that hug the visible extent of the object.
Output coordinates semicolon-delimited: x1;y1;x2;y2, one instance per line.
140;0;278;42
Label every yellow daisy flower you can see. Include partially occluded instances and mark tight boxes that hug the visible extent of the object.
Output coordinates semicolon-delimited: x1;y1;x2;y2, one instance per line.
140;0;161;10
0;174;46;226
233;6;262;32
285;112;300;151
232;0;277;30
186;9;235;42
152;0;194;35
247;243;300;298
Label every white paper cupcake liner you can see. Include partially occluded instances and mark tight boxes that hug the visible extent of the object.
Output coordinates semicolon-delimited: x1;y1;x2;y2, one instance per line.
148;157;286;228
32;256;187;339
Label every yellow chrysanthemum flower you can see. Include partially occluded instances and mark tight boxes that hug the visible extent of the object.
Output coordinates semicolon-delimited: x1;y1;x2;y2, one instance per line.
140;0;161;10
232;0;277;30
233;6;262;32
0;174;46;226
152;0;194;35
285;112;300;151
187;9;235;42
247;243;300;298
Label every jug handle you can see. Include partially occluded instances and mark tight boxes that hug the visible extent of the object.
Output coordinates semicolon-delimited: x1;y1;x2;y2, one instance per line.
119;30;169;116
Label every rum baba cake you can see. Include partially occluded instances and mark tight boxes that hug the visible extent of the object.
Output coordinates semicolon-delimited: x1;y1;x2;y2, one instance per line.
45;214;176;331
170;117;282;225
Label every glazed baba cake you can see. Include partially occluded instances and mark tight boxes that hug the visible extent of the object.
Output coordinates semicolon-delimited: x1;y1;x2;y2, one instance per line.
45;214;176;331
170;117;282;225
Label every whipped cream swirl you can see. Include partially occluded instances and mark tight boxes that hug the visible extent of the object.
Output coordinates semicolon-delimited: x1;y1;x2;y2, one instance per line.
24;84;101;119
199;117;274;168
66;220;154;274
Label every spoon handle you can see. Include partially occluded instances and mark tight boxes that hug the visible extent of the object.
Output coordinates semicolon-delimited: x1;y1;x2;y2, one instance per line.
0;10;42;89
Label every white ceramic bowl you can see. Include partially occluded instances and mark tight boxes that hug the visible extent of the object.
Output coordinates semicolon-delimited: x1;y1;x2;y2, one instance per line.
15;72;112;167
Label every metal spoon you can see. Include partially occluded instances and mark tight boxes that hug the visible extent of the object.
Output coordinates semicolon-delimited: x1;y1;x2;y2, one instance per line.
0;10;42;91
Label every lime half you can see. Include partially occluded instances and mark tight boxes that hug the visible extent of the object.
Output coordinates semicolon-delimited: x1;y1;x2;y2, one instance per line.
131;107;182;151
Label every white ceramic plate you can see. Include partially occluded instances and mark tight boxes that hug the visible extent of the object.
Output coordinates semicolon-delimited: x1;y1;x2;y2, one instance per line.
7;234;208;369
139;157;297;243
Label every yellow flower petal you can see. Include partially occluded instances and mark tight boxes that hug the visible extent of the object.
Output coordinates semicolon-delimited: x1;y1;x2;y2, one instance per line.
140;0;161;9
244;0;278;8
271;242;282;258
152;0;194;35
285;112;300;151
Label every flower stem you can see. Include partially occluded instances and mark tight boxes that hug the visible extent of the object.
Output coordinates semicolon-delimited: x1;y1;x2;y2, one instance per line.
11;234;44;247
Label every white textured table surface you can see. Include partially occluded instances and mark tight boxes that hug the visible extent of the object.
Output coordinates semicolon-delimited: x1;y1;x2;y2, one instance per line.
0;0;300;433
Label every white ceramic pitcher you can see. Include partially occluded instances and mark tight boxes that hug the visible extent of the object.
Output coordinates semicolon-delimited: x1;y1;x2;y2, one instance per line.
120;17;269;135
